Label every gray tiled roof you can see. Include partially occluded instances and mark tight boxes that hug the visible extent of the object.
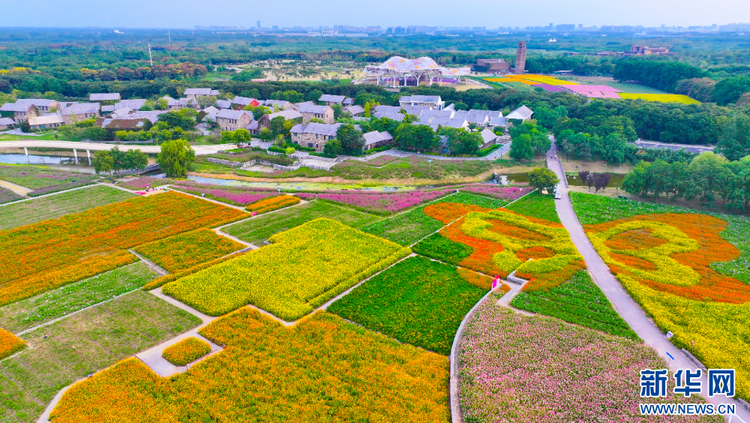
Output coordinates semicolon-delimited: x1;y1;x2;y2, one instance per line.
0;117;15;126
400;95;442;103
0;103;32;112
345;105;365;115
267;109;303;120
506;105;534;120
290;122;341;137
184;88;220;96
217;109;252;120
231;96;256;106
295;103;333;115
115;99;147;110
374;105;401;114
16;99;57;107
90;93;121;101
363;130;393;146
480;129;498;144
373;111;405;121
490;116;508;127
262;100;292;109
403;105;431;116
61;103;100;115
319;94;347;104
29;115;64;126
216;100;232;109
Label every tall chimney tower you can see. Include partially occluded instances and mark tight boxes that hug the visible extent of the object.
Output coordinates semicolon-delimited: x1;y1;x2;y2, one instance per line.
515;41;527;74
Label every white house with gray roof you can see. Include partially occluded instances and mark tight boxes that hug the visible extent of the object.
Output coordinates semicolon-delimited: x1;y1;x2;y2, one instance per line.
184;88;220;99
60;102;100;124
290;122;342;152
363;131;393;151
294;102;335;124
399;95;445;110
16;99;60;113
506;105;534;122
216;109;254;131
0;102;37;123
90;93;121;102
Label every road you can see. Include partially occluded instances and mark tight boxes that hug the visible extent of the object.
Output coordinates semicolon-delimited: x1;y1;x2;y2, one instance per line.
546;142;750;422
0;140;237;155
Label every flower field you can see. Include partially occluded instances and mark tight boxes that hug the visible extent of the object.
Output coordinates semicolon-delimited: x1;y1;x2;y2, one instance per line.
460;185;532;201
0;185;22;205
0;191;246;306
419;202;584;290
618;93;701;104
571;193;750;399
485;74;578;86
505;191;560;223
163;219;410;320
297;189;453;215
0;165;99;196
171;182;278;206
51;310;450;423
162;337;211;366
134;228;245;273
245;194;300;214
0;328;25;359
328;256;487;355
511;271;638;339
458;298;721;423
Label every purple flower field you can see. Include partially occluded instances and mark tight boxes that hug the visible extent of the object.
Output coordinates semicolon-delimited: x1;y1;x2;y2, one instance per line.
117;176;172;190
172;183;278;206
458;300;720;422
303;189;454;213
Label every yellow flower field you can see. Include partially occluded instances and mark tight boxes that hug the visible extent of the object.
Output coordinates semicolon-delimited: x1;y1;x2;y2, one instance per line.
163;218;411;321
0;328;25;359
134;228;245;273
485;74;579;86
51;310;450;423
618;93;701;104
162;337;211;366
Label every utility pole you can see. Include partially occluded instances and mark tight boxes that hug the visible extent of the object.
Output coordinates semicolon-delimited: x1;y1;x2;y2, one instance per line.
148;43;153;66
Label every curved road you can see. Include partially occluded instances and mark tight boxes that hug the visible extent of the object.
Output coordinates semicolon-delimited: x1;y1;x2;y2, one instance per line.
546;143;749;421
0;140;237;155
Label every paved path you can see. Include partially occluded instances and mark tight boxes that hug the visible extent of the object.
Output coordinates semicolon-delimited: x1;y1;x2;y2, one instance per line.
0;179;32;195
546;143;750;421
0;140;237;155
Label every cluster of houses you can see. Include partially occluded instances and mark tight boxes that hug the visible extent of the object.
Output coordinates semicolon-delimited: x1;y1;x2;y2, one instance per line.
0;89;532;155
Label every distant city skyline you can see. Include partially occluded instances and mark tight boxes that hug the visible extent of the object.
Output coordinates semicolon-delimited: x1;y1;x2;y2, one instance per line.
2;0;749;29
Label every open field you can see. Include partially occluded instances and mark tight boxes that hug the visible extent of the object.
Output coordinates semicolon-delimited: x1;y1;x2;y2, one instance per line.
0;165;99;195
618;93;701;104
0;290;201;423
224;200;379;245
50;310;450;423
0;185;135;230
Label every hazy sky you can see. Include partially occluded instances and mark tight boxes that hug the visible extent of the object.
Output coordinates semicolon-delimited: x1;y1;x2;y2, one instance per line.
2;0;749;28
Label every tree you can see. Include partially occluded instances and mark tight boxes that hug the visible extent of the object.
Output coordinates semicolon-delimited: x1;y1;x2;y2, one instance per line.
124;149;148;172
93;150;114;175
442;128;482;156
269;117;287;138
323;139;343;158
110;147;127;174
336;124;365;156
717;114;750;161
220;130;236;145
234;129;252;146
528;168;559;193
715;76;750;106
331;104;343;119
157;109;197;130
622;161;651;196
157;139;195;178
593;173;611;192
510;134;534;161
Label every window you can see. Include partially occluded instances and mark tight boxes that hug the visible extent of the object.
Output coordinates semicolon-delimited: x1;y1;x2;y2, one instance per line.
308;143;313;148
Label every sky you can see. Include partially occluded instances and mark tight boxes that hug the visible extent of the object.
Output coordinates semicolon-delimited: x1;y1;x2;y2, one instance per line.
2;0;749;29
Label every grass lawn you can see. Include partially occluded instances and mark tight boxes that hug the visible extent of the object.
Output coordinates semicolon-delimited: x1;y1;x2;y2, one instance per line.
50;310;450;423
223;200;380;245
0;262;158;334
0;185;135;231
328;256;486;355
163;219;410;320
505;191;560;223
511;271;638;339
0;133;57;141
330;156;494;180
361;207;444;246
0;290;201;423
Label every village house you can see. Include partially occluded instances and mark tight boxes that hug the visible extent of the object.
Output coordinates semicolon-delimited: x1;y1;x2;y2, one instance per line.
230;96;259;109
28;115;65;131
363;130;393;151
184;88;220;99
0;117;16;130
215;100;232;110
89;93;121;103
318;94;353;106
0;102;37;123
95;117;152;139
290;122;341;152
61;103;100;125
261;99;294;110
114;99;148;110
17;99;61;113
255;109;303;132
399;95;445;110
473;59;511;74
295;102;335;124
480;129;501;148
345;105;365;117
505;105;534;122
216;109;254;131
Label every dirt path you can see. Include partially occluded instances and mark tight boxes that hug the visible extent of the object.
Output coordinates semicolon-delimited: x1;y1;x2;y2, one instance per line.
546;142;750;422
0;179;32;195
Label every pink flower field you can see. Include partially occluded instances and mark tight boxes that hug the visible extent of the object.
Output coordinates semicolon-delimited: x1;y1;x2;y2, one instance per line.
461;185;532;201
458;299;720;422
301;189;454;213
173;184;278;206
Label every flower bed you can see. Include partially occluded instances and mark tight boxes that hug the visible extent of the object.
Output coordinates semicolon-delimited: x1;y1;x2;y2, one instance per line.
116;176;173;190
0;186;22;205
0;328;26;359
51;310;450;423
571;192;750;400
0;192;246;306
163;219;411;320
171;182;278;206
329;256;487;355
619;93;700;104
303;189;453;215
511;271;638;339
143;252;250;291
461;185;532;201
421;203;584;290
458;298;719;423
0;165;99;194
134;228;246;273
246;195;300;214
162;337;211;366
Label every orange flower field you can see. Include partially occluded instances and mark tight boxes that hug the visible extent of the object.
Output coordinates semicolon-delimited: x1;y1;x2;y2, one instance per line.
162;337;211;366
0;328;25;359
246;195;300;214
51;310;450;423
0;192;246;306
134;228;245;273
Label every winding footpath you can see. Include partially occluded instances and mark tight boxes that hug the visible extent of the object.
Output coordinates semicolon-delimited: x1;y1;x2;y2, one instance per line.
546;143;750;422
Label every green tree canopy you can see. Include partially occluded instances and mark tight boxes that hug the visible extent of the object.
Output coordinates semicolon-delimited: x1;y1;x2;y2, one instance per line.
157;139;195;178
528;168;559;193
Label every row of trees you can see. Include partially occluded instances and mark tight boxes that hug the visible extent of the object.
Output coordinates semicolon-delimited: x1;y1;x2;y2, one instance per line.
622;153;750;211
93;147;148;175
